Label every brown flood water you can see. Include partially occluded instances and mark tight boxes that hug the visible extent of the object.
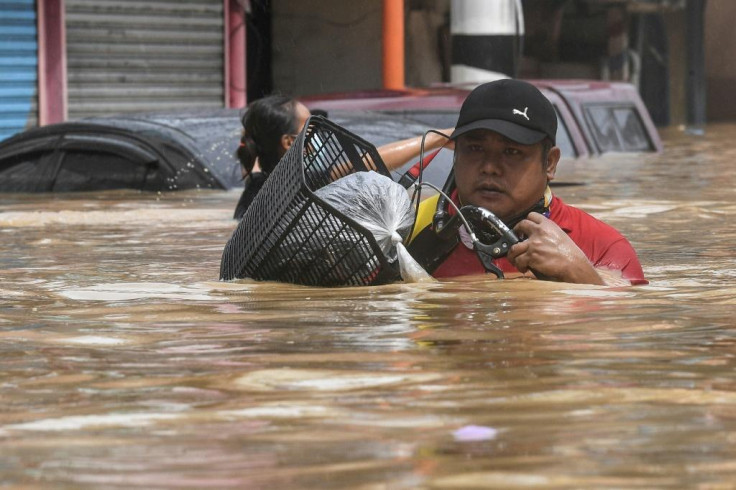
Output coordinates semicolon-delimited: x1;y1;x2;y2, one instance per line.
1;124;735;489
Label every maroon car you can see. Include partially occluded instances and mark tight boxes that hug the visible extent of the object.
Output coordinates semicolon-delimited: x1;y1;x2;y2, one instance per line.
302;79;663;160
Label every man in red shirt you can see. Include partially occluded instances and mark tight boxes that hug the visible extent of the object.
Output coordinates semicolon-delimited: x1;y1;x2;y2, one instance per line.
408;79;647;285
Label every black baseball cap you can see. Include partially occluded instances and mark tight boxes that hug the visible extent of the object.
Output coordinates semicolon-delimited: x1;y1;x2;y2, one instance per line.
450;79;557;145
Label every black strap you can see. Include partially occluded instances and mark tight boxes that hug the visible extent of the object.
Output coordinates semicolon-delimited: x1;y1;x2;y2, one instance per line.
407;224;460;274
407;196;549;275
504;197;548;229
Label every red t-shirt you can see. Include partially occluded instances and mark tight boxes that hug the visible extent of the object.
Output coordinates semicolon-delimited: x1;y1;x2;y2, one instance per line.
432;195;648;285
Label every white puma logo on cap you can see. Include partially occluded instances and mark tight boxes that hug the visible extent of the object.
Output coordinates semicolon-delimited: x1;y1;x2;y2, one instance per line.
513;107;529;121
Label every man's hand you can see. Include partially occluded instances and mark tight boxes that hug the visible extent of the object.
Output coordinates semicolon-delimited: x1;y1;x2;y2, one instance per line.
507;212;605;285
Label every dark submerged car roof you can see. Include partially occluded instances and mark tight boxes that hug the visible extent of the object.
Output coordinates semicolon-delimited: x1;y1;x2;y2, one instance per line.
74;109;246;189
0;108;448;193
0;109;244;192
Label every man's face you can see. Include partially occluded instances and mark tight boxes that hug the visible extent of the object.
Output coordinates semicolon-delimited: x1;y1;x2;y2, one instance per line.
453;129;557;222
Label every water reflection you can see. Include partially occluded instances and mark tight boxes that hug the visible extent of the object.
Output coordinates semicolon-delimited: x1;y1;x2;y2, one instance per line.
1;126;736;487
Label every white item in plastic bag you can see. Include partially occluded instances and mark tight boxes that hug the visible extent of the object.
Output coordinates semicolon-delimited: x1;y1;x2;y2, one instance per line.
396;242;435;283
316;171;433;283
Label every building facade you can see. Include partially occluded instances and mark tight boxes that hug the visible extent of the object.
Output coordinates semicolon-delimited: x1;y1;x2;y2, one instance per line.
2;0;732;142
0;0;246;140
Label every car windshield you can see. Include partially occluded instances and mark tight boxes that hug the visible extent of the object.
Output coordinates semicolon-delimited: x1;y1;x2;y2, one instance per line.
583;104;654;153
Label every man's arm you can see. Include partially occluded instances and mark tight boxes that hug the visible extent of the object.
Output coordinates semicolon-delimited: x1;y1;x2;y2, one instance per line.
376;128;453;171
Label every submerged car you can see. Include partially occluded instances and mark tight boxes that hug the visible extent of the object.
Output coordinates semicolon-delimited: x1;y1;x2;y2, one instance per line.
0;110;245;193
302;79;663;159
0;109;451;193
0;79;662;193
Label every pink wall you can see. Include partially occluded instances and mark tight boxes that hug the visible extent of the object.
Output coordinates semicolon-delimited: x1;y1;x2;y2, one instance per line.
225;0;247;108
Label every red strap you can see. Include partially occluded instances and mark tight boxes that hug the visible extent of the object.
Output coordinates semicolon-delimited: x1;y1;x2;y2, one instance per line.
406;148;442;178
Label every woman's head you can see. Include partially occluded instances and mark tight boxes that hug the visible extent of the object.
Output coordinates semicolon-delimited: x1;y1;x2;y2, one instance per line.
237;95;311;175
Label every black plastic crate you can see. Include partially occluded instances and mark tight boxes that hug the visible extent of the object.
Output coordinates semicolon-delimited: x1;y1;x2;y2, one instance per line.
219;116;402;287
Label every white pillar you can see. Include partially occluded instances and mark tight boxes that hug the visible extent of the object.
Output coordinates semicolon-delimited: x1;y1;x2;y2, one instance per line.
450;0;524;83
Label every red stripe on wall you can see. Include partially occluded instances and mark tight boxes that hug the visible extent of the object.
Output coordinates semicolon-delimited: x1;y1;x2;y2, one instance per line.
226;0;246;108
37;0;67;125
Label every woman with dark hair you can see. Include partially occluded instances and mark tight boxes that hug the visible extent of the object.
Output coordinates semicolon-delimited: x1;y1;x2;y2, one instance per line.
234;94;452;219
233;95;311;219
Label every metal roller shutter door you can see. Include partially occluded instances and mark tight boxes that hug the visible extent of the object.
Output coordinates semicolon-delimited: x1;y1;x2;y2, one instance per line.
65;0;224;119
0;0;38;140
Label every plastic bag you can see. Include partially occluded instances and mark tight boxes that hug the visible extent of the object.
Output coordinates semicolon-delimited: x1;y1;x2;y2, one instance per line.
316;172;410;257
315;171;433;283
396;242;434;283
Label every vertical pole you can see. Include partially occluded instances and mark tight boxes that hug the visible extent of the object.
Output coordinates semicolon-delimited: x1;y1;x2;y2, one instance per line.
226;0;247;108
686;0;707;129
37;0;67;125
638;13;670;126
383;0;404;90
606;6;628;81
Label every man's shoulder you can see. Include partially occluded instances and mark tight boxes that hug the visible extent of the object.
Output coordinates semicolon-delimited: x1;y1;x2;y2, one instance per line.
549;196;646;284
550;196;624;238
